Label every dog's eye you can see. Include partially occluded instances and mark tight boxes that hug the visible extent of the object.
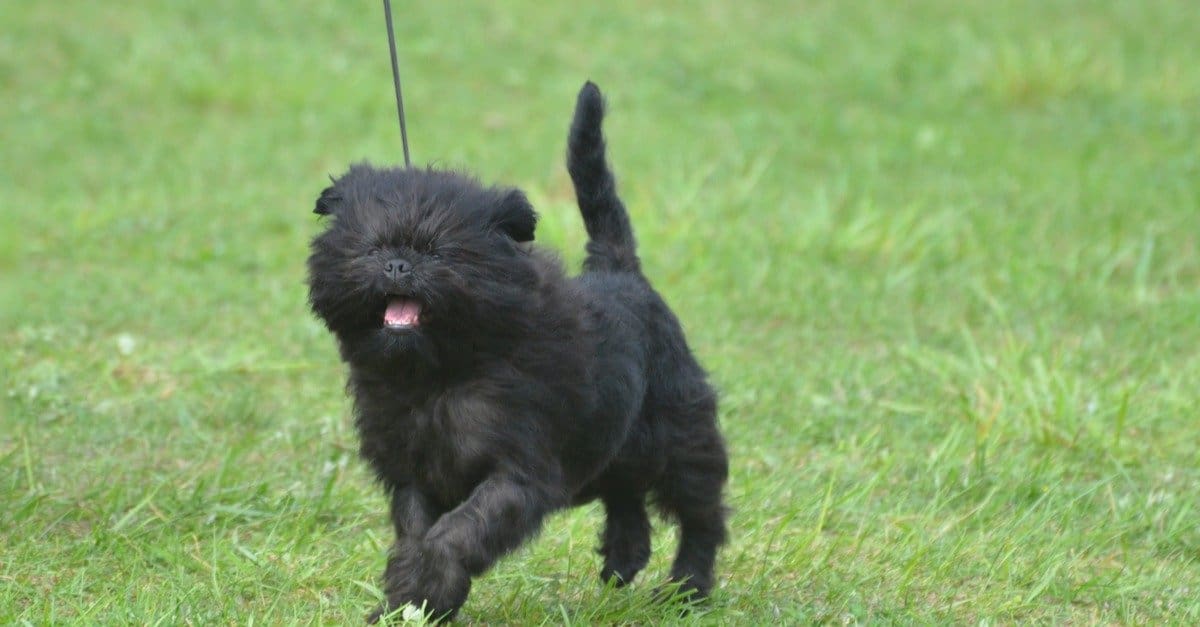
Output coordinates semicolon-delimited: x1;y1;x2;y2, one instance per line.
368;248;381;257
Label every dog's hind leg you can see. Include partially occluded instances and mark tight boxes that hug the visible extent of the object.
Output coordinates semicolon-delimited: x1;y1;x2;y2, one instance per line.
653;391;728;600
598;492;652;586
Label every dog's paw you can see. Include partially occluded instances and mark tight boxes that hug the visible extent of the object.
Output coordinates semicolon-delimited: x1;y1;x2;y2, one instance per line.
367;600;439;625
652;577;709;611
381;541;471;622
598;542;650;588
599;564;636;588
599;547;651;588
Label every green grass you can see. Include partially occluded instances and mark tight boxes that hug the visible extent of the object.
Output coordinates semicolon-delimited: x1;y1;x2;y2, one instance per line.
3;0;1199;623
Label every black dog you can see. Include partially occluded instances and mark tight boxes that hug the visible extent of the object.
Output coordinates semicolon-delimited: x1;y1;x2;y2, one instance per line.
307;82;728;621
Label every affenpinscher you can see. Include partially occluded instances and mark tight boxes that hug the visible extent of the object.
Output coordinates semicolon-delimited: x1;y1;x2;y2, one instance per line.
307;82;728;622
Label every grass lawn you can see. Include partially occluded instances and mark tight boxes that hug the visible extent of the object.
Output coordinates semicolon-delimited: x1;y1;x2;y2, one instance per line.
3;0;1198;623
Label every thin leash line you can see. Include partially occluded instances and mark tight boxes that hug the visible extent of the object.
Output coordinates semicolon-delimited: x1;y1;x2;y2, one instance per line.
383;0;411;167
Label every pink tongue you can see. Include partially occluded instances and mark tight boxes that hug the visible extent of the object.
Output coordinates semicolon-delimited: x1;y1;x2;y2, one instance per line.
384;298;421;327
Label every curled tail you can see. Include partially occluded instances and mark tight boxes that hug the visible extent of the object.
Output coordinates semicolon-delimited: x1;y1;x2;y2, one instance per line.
567;81;640;273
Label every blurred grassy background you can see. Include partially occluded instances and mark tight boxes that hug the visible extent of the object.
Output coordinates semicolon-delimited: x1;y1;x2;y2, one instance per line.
2;1;1198;623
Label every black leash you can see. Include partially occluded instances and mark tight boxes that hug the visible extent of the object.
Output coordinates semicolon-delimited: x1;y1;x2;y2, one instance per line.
382;0;411;167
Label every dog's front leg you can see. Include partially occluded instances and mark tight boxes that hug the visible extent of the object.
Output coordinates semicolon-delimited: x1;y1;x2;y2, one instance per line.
427;469;563;575
379;469;563;621
369;486;444;623
389;485;440;548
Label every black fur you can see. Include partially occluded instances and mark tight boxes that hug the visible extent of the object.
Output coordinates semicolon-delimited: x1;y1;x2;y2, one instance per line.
307;82;728;622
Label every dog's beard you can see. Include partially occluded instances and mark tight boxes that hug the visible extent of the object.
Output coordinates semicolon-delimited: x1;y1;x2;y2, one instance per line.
341;323;440;373
329;285;448;373
310;254;541;377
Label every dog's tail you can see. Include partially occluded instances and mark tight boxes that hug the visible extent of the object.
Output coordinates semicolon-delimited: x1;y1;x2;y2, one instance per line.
568;81;640;273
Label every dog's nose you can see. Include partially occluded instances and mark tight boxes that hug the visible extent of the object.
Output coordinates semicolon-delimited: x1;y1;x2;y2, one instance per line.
384;258;412;279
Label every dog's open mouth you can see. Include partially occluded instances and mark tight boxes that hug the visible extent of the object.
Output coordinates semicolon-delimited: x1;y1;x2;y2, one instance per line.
383;297;422;330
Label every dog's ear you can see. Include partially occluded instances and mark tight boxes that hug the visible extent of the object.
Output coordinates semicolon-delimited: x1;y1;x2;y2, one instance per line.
314;185;339;215
490;189;537;242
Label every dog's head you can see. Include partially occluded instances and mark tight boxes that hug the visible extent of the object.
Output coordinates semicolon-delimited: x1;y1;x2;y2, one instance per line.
307;164;541;371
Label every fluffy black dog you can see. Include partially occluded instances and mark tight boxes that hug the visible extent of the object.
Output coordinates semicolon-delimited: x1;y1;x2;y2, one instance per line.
307;82;728;621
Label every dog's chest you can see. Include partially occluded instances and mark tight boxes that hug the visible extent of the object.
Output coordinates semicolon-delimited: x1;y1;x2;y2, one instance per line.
360;388;496;506
415;405;493;501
